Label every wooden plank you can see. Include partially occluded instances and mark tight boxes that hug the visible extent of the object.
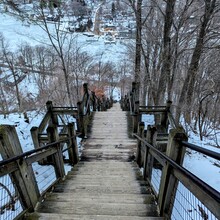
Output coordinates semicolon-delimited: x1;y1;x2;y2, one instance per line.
52;109;78;115
27;213;164;220
0;161;18;177
45;192;153;204
26;148;57;165
52;185;149;194
38;201;158;216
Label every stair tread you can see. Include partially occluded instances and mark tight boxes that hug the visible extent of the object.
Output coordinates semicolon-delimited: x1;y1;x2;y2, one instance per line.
27;213;164;220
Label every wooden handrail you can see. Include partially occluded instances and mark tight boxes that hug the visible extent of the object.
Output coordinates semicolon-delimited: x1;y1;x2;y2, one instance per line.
133;130;220;219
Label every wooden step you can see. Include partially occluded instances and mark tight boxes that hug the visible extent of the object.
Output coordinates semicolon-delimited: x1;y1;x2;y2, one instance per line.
44;192;155;204
27;213;164;220
53;185;150;194
37;201;159;216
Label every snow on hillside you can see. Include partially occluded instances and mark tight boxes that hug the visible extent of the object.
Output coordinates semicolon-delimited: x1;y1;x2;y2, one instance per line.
0;13;129;63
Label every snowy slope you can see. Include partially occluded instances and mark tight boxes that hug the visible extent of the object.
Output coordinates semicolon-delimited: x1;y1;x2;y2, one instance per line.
0;13;129;63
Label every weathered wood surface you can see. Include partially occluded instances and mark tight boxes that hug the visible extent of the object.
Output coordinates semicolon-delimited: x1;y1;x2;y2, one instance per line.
27;103;163;220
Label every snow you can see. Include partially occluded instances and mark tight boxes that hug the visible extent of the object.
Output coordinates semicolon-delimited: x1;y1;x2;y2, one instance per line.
0;13;129;64
0;110;45;152
0;13;43;49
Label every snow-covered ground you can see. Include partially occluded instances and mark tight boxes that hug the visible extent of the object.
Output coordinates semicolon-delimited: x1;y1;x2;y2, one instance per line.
0;12;130;63
0;110;45;152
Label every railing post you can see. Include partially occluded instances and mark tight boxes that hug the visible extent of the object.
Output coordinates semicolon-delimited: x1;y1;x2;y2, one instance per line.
102;95;107;111
47;125;65;179
67;122;79;165
131;82;136;112
121;96;124;110
136;122;145;167
97;98;101;111
110;96;113;108
158;127;188;218
143;125;157;180
161;100;172;132
46;100;58;126
0;125;40;211
133;101;140;133
31;126;47;165
30;126;40;149
83;83;90;115
91;91;96;111
77;101;85;137
126;95;130;111
106;98;110;109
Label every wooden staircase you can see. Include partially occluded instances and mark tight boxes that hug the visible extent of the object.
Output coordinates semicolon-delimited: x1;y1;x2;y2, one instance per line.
26;103;163;220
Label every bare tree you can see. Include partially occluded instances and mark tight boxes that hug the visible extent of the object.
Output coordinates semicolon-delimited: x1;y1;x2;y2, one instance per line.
0;34;24;112
156;0;176;105
127;0;142;101
177;0;218;121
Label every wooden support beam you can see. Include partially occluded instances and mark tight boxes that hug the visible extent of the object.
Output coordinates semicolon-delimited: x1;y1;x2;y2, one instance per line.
0;161;18;177
46;101;58;126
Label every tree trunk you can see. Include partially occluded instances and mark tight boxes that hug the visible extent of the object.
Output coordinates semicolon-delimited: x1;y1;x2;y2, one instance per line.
177;0;216;121
141;44;150;106
0;82;9;118
156;0;176;105
134;0;142;102
12;70;22;112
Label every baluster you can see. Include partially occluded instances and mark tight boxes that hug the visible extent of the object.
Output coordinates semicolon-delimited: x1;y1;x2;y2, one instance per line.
67;123;79;165
136;122;145;167
47;125;65;179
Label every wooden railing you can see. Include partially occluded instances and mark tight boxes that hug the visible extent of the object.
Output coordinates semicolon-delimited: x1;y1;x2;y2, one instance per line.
121;82;220;220
0;83;112;220
0;125;79;218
